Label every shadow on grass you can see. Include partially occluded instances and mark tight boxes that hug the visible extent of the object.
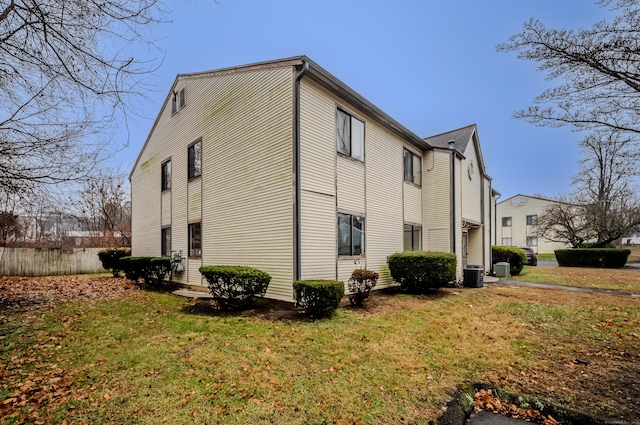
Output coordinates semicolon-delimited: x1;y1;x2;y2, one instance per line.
179;286;456;322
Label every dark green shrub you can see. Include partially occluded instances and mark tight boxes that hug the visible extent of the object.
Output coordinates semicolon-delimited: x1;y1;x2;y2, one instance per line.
199;265;271;309
387;251;456;293
492;246;526;276
293;280;344;318
555;248;630;268
119;256;153;285
150;257;171;286
97;247;131;277
347;269;379;306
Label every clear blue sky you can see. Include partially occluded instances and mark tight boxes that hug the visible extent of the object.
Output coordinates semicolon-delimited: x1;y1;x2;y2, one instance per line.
118;0;615;200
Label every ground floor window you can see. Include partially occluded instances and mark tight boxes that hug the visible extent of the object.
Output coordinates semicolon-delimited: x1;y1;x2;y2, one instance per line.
338;213;364;256
403;224;422;251
161;227;171;257
526;236;538;246
501;237;512;246
189;222;201;257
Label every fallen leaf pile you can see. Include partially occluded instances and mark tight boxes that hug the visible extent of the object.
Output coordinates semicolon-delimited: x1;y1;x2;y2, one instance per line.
473;389;559;425
0;275;140;308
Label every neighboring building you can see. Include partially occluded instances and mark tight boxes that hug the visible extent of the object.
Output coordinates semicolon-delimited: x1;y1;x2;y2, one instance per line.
130;56;498;301
496;194;568;254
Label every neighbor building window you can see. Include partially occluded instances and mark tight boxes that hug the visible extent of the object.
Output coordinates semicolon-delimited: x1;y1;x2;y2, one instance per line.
336;109;364;161
526;215;538;225
188;140;201;180
189;222;201;257
161;227;171;257
172;87;186;114
526;236;538;246
161;160;171;191
403;224;422;251
403;149;422;186
337;213;365;256
502;217;512;227
502;237;512;246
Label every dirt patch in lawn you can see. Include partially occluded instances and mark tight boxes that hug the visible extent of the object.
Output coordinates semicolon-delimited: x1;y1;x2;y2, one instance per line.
0;275;141;310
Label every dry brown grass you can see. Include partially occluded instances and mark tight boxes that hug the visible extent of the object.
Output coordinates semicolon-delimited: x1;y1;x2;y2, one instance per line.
0;277;639;424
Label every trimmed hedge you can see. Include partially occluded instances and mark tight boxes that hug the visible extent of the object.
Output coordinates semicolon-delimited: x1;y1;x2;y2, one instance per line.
199;265;271;309
347;269;379;306
293;280;344;318
387;251;456;293
119;256;170;286
150;257;171;285
555;248;630;268
97;247;131;277
492;246;526;276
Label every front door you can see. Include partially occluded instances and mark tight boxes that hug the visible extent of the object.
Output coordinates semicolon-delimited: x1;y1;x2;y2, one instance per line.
462;231;468;268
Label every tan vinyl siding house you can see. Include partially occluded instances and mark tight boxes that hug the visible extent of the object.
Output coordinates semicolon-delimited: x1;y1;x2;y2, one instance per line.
496;194;568;254
130;56;498;301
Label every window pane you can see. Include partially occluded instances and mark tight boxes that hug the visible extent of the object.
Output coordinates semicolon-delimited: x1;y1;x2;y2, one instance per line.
351;117;364;161
179;88;185;108
501;237;512;246
403;150;412;182
336;110;350;155
162;161;171;190
188;142;202;179
403;224;413;251
526;215;537;225
413;227;422;250
161;228;171;257
502;217;512;227
352;216;364;255
337;214;351;256
412;153;422;186
189;223;201;257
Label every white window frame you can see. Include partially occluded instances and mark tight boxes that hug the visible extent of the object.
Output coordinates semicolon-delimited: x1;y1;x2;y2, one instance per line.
188;139;202;180
172;86;186;114
502;237;512;246
337;213;365;256
403;149;422;186
403;224;422;251
502;217;512;227
336;108;364;161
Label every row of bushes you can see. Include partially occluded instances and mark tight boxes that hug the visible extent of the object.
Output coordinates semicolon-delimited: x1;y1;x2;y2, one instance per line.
555;248;630;268
100;249;458;318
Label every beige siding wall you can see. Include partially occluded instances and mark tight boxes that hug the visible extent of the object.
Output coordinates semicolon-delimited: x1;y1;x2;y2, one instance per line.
299;79;409;290
403;183;422;225
460;142;482;223
497;195;568;253
131;66;294;300
161;191;171;227
423;150;451;252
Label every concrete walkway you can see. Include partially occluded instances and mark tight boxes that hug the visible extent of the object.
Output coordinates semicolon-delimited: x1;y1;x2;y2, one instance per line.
489;279;639;298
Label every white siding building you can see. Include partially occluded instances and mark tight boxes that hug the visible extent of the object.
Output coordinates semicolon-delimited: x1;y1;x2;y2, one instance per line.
130;57;499;301
496;194;568;254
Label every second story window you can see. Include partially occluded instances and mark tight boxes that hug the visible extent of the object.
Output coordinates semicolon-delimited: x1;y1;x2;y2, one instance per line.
336;109;364;161
172;87;186;114
526;215;538;225
403;149;422;186
502;217;512;227
188;140;201;180
161;160;171;191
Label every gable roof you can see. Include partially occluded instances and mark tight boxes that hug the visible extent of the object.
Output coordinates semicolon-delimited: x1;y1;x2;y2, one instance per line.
423;124;477;154
423;124;491;180
497;193;558;205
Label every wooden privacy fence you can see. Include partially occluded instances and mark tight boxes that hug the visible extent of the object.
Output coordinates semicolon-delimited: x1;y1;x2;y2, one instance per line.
0;247;107;276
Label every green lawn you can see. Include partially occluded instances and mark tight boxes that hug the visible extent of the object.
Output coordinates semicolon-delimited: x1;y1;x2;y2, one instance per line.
1;277;639;424
512;265;640;294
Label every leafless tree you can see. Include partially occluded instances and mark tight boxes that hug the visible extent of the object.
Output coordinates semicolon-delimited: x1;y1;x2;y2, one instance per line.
574;132;640;246
536;132;640;247
535;193;593;248
497;0;640;135
0;0;167;193
75;168;131;247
